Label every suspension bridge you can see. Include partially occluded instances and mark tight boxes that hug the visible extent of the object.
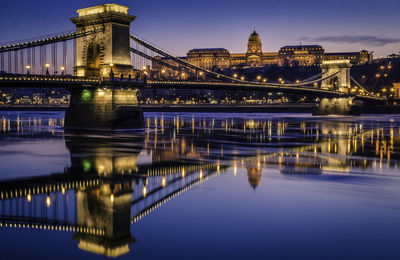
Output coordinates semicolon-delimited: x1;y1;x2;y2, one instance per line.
0;3;386;130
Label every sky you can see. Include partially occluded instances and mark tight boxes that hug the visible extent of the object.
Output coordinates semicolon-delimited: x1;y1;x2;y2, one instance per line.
0;0;399;58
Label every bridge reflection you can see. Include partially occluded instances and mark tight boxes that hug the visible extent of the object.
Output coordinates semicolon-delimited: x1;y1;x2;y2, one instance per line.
0;114;400;257
0;133;225;257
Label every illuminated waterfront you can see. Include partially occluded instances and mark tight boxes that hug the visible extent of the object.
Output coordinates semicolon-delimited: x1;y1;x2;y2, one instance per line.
0;111;400;259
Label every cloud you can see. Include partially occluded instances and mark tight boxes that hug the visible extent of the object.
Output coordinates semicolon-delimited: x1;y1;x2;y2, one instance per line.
299;35;400;47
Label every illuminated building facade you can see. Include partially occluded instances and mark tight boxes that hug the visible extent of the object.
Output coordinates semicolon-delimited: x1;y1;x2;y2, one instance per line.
152;31;373;77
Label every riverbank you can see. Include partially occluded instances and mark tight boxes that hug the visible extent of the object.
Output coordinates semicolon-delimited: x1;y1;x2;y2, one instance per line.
140;104;316;113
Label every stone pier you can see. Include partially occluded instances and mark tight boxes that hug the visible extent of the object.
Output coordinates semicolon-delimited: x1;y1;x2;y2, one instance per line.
65;86;144;130
315;97;358;115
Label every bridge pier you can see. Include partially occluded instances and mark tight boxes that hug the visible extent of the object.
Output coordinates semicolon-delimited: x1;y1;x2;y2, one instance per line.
65;85;144;130
315;97;358;115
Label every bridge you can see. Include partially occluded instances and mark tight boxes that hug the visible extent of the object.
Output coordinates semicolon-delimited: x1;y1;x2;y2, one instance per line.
0;3;386;130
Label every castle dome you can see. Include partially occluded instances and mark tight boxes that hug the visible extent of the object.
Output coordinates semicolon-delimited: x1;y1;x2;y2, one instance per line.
248;30;261;42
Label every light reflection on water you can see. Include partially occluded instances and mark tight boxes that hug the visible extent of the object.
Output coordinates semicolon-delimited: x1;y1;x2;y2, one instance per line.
0;111;399;259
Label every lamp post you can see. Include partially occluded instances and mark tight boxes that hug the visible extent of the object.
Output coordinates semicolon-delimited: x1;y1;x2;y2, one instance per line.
109;63;114;79
60;67;65;76
45;63;50;76
26;65;31;75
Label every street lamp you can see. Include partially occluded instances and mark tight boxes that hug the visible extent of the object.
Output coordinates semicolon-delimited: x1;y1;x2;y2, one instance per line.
109;63;114;79
26;65;31;75
45;63;50;76
60;66;65;75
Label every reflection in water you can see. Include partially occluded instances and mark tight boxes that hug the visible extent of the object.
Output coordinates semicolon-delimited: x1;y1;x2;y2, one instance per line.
0;112;400;258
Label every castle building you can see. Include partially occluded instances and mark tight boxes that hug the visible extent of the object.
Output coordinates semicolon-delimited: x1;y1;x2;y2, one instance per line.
152;31;373;78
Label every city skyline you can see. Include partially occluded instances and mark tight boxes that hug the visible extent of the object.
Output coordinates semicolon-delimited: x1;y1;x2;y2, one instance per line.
0;0;399;58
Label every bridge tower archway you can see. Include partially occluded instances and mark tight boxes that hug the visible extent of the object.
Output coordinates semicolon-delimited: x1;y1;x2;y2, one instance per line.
71;4;135;77
320;60;352;93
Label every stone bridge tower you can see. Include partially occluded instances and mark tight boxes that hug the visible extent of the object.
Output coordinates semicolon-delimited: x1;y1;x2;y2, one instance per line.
71;4;135;78
320;60;352;93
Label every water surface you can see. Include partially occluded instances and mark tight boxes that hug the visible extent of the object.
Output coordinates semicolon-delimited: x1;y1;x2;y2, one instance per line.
0;111;399;259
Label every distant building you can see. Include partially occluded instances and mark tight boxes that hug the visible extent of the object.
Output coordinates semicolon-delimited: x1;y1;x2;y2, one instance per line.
393;83;400;99
152;31;373;77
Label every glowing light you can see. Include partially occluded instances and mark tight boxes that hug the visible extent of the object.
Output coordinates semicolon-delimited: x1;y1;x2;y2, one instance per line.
26;65;31;69
81;90;92;102
60;67;65;71
199;169;203;179
110;194;114;202
45;63;50;68
27;194;31;202
142;66;147;70
161;70;166;74
182;168;185;178
162;176;166;187
143;186;147;197
46;196;51;207
98;89;105;96
61;187;65;195
110;63;113;67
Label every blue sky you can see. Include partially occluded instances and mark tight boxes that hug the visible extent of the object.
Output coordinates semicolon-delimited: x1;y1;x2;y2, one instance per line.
0;0;399;57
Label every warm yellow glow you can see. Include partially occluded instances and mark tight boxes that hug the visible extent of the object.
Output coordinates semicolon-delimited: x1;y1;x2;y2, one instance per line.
161;70;166;74
110;63;113;67
98;89;105;96
199;71;204;76
45;63;50;68
27;194;31;202
257;76;261;80
60;67;65;71
143;186;147;197
142;66;147;70
162;176;166;187
46;196;51;207
61;187;65;195
181;73;185;76
26;65;31;69
110;194;114;202
77;4;129;17
199;169;203;179
240;76;245;80
263;79;267;83
182;168;185;178
233;73;238;78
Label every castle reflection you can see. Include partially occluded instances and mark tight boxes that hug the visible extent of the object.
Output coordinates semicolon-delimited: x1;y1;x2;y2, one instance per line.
0;113;400;257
